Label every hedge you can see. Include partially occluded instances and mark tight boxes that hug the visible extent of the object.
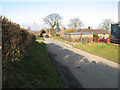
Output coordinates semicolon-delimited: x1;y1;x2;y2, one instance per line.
1;16;36;67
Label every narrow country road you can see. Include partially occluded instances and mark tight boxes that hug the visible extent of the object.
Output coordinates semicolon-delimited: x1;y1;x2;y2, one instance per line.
44;38;119;88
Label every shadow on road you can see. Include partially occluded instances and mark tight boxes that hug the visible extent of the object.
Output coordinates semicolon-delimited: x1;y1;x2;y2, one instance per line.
46;42;118;88
49;52;84;88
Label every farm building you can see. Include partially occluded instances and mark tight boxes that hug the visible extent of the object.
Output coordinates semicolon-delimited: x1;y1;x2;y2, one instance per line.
111;23;120;43
118;1;120;40
64;32;93;42
76;29;109;39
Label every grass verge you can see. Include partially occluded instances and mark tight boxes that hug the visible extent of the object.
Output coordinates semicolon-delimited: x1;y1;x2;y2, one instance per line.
73;43;119;63
51;36;119;63
36;37;44;40
3;41;64;88
50;36;69;43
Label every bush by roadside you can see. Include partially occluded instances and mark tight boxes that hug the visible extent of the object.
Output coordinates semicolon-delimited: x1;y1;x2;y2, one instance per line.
2;16;36;66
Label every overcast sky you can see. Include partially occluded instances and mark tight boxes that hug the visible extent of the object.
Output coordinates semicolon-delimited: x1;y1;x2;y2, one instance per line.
1;0;119;31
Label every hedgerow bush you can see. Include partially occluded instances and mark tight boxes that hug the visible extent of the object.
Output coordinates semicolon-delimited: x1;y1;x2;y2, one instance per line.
1;16;36;67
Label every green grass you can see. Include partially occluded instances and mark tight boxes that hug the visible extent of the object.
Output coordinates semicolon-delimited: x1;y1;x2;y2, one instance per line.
51;36;69;43
73;43;119;63
51;35;119;63
36;37;44;40
3;41;64;88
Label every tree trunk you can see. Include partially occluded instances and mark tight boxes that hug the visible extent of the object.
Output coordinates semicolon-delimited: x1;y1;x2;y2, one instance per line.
51;26;54;34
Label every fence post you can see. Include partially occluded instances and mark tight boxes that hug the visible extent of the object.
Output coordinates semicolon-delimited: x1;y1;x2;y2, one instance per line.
98;38;99;43
90;37;93;43
106;37;110;44
109;37;110;43
90;38;91;43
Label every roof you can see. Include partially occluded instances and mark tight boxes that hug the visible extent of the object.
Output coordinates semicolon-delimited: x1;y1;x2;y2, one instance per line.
112;23;120;25
65;32;93;35
77;29;109;34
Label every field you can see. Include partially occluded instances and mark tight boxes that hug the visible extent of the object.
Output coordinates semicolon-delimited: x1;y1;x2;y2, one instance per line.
3;41;64;88
73;43;119;63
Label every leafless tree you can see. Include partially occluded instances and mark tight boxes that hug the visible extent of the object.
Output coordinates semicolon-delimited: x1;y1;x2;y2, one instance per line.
98;19;114;31
43;13;62;33
68;17;83;29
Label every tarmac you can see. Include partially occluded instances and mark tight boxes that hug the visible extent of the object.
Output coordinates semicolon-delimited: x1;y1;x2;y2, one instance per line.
44;38;119;88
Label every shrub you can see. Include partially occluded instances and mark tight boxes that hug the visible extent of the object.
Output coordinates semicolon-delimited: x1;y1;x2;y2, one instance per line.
2;16;36;66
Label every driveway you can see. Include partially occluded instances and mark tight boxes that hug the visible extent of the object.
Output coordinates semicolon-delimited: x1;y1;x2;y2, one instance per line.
44;38;119;88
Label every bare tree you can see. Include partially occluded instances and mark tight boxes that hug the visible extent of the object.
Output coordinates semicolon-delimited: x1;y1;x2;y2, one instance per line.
98;19;114;31
55;20;61;29
68;17;83;29
55;20;62;33
43;13;62;33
